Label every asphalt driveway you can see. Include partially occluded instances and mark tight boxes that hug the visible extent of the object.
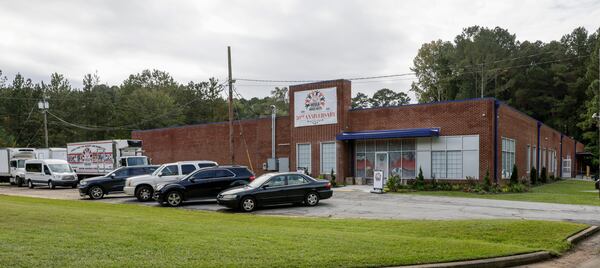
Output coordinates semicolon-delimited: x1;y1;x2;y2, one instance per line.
1;184;599;225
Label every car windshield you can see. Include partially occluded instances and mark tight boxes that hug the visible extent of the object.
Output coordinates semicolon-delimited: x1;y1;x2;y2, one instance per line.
126;157;148;166
17;160;25;168
48;164;72;173
152;164;166;176
247;173;275;188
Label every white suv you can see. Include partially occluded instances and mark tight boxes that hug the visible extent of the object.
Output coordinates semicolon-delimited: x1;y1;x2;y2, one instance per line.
123;160;217;201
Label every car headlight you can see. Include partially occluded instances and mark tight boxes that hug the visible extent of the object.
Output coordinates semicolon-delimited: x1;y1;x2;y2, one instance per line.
80;180;87;186
220;194;237;200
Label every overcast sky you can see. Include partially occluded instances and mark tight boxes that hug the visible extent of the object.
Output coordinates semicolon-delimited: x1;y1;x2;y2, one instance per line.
1;0;599;101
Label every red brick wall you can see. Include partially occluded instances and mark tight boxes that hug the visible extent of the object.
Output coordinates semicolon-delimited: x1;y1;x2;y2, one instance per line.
288;80;352;180
498;104;585;181
348;99;495;181
497;105;538;181
131;117;291;176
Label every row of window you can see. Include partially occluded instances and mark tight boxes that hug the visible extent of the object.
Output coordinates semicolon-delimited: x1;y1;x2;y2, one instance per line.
296;142;337;175
507;137;560;179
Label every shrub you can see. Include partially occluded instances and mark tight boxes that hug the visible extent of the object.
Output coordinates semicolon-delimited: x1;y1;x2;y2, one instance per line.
437;182;453;191
386;174;400;192
330;169;337;187
540;167;547;184
482;170;492;192
509;183;528;193
413;167;425;190
429;175;438;190
510;164;518;185
530;167;538;185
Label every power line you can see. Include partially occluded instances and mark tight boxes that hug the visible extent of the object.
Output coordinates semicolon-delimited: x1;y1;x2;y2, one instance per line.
234;72;417;84
46;81;229;131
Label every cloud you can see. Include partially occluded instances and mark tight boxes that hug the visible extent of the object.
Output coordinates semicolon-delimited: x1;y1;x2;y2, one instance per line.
0;0;598;101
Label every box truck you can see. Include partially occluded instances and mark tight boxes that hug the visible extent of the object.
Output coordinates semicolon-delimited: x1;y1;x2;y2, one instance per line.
36;148;67;161
0;148;37;184
67;140;149;178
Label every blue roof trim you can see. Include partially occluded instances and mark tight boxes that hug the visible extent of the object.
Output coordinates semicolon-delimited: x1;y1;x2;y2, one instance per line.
336;128;440;141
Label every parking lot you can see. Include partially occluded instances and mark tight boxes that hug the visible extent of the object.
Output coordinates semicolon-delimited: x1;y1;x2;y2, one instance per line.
1;184;599;225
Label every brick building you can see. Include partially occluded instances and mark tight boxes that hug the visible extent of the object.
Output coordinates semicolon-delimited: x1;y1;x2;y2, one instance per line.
132;79;586;184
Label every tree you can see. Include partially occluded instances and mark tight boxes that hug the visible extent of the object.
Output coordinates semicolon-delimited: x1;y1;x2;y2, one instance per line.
530;167;538;185
369;88;410;107
351;92;370;109
410;39;455;102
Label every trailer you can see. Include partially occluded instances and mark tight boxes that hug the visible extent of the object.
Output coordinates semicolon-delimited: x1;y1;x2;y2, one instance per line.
67;140;149;178
36;148;67;161
0;148;37;183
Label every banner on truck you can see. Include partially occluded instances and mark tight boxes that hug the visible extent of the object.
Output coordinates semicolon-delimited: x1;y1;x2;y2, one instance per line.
67;142;114;173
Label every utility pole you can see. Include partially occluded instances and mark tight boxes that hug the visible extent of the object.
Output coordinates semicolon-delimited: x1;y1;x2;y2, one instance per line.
37;95;49;148
597;47;599;199
227;46;235;165
481;63;485;98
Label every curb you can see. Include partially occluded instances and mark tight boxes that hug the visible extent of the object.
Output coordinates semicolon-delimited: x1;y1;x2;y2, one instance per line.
566;226;599;245
391;225;599;268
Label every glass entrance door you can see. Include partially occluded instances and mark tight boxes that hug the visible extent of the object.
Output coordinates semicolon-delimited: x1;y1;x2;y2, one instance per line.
375;152;389;181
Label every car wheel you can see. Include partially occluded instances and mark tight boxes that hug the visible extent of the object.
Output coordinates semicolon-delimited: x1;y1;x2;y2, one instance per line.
305;192;320;206
135;185;153;202
48;181;55;189
240;196;256;212
27;180;34;189
165;191;182;207
88;186;104;200
16;177;23;187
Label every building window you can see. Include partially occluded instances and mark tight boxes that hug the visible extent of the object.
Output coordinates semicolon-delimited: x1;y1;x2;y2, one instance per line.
542;148;546;169
355;138;416;179
502;137;516;178
431;151;447;179
431;151;462;179
526;145;531;174
320;142;336;174
446;151;463;178
296;144;311;173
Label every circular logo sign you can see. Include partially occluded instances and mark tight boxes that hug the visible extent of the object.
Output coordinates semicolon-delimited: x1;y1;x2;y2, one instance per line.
304;90;326;111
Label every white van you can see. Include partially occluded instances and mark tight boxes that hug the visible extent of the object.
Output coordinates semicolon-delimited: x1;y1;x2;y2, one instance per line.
25;159;78;189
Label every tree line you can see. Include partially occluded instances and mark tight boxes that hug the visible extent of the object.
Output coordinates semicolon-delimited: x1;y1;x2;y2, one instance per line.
410;26;600;166
0;69;288;147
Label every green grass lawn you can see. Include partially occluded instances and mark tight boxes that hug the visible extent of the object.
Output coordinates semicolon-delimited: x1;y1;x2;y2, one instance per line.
406;180;600;207
0;195;588;268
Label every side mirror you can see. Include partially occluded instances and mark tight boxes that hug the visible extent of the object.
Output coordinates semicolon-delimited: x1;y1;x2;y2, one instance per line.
157;172;163;177
262;184;269;189
110;173;116;179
